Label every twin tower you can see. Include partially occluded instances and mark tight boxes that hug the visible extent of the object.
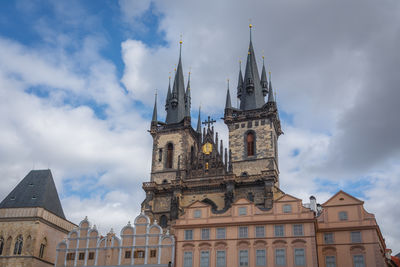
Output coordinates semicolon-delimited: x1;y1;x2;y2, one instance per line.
143;26;283;229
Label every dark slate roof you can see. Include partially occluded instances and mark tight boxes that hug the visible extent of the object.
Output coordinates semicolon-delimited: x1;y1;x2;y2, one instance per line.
0;170;66;219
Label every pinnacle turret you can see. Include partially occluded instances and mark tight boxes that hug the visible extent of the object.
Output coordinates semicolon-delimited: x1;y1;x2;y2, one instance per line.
225;80;232;109
237;61;244;99
260;57;268;96
185;72;191;118
196;107;201;133
152;92;157;123
268;71;275;103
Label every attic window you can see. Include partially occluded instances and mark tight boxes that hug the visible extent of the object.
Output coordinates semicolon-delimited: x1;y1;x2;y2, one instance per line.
339;197;344;201
29;183;34;187
10;197;16;200
32;196;37;200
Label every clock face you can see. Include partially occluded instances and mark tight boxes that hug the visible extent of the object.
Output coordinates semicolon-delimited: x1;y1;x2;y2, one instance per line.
202;142;213;155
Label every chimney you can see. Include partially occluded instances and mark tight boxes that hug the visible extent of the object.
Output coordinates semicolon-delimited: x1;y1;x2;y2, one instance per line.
310;195;317;213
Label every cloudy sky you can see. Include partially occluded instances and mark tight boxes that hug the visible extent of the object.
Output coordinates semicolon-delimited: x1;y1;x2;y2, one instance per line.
0;0;399;251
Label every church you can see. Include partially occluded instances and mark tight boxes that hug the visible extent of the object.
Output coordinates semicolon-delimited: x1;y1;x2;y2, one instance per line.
0;25;395;267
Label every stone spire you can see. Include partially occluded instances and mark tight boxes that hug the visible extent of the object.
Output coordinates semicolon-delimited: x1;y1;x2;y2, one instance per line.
268;71;275;103
240;24;265;110
260;56;268;96
165;40;186;124
237;60;243;99
151;91;157;123
196;106;201;133
225;79;232;109
165;76;171;111
185;71;191;118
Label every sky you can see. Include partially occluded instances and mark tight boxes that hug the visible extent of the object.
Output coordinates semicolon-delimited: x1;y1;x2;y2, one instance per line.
0;0;399;251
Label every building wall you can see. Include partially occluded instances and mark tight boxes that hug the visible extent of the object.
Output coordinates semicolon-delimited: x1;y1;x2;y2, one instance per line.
0;207;75;267
173;196;317;267
316;191;387;267
55;213;175;267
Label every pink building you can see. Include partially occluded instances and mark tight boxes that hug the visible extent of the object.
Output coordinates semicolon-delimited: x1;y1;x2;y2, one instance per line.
316;191;388;267
173;195;318;267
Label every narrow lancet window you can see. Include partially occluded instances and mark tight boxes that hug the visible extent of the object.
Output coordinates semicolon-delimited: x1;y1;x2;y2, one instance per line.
167;143;173;168
247;132;255;156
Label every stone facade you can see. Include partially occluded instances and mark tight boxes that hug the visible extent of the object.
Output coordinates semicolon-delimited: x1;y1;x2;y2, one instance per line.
0;207;75;267
55;213;175;267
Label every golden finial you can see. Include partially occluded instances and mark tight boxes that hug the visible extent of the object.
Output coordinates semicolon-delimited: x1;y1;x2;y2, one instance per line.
179;34;183;44
174;64;176;72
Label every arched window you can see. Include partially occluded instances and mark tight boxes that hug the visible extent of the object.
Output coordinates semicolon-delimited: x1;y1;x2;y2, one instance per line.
190;146;194;164
166;143;173;168
160;215;168;228
13;235;23;255
0;237;4;255
246;132;255;156
25;235;32;255
5;236;12;255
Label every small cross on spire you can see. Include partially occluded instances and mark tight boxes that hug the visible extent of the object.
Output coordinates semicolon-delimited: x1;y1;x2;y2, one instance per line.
202;116;216;129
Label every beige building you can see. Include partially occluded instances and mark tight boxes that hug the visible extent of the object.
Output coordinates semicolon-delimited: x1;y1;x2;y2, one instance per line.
0;170;76;267
173;196;318;267
55;212;175;267
316;191;388;267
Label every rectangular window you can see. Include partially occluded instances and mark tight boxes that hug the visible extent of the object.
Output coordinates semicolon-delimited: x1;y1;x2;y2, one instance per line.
150;249;156;258
200;251;210;267
353;255;365;267
88;252;94;260
274;225;285;237
125;250;131;259
216;250;226;267
194;210;202;218
158;148;162;162
184;251;193;267
134;250;145;258
293;224;303;236
339;211;348;221
325;256;336;267
275;248;286;266
255;226;265;238
294;248;305;266
324;233;334;244
185;230;193;240
66;253;75;261
78;252;85;260
239;226;248;238
239;207;247;215
283;204;292;213
351;231;362;243
202;228;210;240
239;250;249;266
217;228;226;239
256;249;266;266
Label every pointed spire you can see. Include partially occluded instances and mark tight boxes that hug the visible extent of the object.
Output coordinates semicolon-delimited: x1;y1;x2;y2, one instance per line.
240;24;265;110
237;60;243;99
165;76;171;111
268;71;275;103
261;56;268;96
196;106;201;133
225;79;232;109
165;39;186;124
152;91;157;123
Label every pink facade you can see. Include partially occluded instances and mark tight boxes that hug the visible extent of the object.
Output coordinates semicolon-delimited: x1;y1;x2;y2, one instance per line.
173;196;318;267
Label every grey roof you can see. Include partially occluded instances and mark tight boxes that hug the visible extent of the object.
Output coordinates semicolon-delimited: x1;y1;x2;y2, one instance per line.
165;44;187;124
237;62;244;99
240;40;265;110
165;77;171;111
185;72;191;118
0;170;66;219
396;252;400;258
152;92;157;122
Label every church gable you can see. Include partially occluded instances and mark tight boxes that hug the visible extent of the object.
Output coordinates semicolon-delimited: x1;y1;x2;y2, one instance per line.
275;194;301;203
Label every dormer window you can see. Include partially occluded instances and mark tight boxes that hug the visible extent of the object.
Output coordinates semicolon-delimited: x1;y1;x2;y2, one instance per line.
246;132;255;156
194;210;201;218
283;204;292;213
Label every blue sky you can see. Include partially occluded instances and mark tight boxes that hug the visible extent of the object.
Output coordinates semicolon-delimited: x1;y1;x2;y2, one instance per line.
0;0;399;251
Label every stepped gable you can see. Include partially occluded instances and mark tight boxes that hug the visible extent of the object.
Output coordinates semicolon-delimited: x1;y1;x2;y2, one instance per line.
0;169;66;219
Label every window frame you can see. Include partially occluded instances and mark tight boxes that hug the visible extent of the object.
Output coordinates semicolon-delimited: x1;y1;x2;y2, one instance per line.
350;231;362;243
239;226;248;238
274;225;285;237
275;248;286;266
283;204;292;213
200;250;210;267
201;228;210;240
293;224;304;236
256;249;266;266
184;251;193;267
255;226;265;238
339;211;348;221
238;207;247;216
194;209;202;218
166;143;174;168
246;132;255;157
239;249;249;267
185;229;193;240
325;255;336;267
216;250;226;267
353;254;365;267
216;228;226;239
294;248;306;266
324;233;334;244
